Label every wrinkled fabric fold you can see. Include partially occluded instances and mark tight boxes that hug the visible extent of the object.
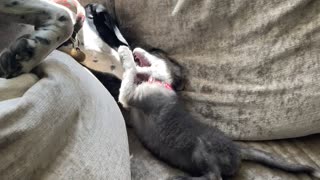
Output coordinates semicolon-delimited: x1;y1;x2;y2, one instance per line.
0;51;130;180
113;0;320;140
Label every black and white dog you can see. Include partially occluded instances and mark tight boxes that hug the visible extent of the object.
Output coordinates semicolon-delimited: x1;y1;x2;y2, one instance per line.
0;0;85;78
86;3;320;180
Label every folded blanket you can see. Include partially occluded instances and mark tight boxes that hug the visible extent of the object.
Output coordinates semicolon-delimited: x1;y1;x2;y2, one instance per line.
0;51;130;180
112;0;320;140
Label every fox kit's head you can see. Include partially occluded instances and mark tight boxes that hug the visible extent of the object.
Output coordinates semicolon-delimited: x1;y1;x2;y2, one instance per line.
132;47;186;91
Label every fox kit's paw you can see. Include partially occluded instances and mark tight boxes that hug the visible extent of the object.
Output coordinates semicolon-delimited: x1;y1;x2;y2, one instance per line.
118;46;135;70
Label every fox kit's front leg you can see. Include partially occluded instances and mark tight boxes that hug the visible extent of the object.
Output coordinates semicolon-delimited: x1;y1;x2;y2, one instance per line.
0;0;73;78
118;46;137;108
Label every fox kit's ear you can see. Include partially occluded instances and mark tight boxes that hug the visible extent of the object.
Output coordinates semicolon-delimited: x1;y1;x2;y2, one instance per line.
171;63;186;91
167;59;186;91
173;78;185;91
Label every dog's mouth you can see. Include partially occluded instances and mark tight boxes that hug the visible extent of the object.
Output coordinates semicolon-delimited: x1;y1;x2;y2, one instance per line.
133;52;151;67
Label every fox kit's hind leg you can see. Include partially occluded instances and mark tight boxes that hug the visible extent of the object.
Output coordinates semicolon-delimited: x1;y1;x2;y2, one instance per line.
170;149;223;180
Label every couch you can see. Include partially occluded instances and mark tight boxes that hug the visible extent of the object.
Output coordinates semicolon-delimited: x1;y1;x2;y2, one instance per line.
0;0;319;179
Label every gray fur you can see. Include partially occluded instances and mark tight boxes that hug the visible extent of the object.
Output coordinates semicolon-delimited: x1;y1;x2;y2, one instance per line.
118;46;320;180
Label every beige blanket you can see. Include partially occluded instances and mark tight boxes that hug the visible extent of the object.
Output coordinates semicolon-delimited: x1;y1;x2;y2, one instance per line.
112;0;320;140
0;51;130;180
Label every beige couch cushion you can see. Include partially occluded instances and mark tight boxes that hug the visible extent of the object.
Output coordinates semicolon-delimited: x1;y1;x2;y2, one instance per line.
113;0;320;140
105;1;320;179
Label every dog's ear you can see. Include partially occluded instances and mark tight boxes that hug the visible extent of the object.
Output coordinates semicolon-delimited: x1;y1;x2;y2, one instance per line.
84;3;129;50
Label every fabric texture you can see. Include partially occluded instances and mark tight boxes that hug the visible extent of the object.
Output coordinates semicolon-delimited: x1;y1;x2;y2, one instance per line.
113;0;320;140
0;50;130;180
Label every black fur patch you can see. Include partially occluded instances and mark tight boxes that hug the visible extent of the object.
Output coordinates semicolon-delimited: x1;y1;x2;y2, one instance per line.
40;10;48;16
10;38;35;61
42;28;49;31
58;16;68;22
17;34;31;40
40;22;52;28
5;1;19;7
35;19;52;30
0;51;12;75
35;36;51;45
0;50;23;78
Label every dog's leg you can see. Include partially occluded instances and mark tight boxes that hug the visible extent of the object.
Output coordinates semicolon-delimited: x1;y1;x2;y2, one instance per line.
0;0;73;78
118;46;137;108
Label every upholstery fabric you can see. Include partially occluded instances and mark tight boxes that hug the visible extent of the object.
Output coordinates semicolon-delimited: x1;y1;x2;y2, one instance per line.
0;51;130;180
114;0;320;140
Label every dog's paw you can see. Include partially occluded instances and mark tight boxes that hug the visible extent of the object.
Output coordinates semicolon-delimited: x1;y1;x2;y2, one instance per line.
0;49;23;78
118;46;135;70
0;37;36;78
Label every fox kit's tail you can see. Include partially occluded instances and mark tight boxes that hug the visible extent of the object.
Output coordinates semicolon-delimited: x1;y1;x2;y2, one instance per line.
240;147;320;179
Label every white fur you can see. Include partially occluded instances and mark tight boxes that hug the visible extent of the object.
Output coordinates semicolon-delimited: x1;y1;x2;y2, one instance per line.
81;17;121;62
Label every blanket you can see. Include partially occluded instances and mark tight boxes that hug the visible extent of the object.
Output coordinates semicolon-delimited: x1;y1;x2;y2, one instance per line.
0;50;130;179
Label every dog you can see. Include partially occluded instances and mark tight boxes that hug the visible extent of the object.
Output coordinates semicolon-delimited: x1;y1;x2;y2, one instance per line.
117;45;320;180
0;0;85;78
